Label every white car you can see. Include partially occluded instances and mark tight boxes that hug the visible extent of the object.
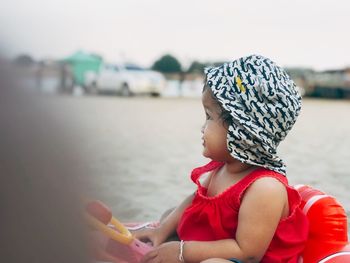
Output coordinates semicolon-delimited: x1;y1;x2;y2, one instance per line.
85;64;166;96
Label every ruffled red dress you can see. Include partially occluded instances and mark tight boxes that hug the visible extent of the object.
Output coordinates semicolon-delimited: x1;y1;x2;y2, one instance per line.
177;161;308;263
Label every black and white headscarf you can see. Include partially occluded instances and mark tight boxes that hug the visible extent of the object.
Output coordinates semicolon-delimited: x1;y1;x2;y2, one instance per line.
205;54;302;175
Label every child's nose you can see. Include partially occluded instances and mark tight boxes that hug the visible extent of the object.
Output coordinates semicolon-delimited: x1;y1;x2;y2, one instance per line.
201;124;205;134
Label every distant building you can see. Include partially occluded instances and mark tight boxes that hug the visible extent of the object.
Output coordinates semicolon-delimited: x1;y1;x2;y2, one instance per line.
309;68;350;98
286;67;350;99
62;51;103;89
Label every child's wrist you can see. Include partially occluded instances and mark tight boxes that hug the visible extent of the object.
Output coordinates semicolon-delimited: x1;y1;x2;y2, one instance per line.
153;225;169;244
158;222;177;241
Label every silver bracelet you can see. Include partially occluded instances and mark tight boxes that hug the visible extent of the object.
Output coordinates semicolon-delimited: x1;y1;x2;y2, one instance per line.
179;240;185;262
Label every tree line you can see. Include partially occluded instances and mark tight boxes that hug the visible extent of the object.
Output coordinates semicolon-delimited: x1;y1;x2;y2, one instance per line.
151;54;226;74
13;53;225;75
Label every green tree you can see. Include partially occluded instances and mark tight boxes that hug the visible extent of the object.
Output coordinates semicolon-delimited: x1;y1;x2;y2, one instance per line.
152;54;182;73
212;61;228;67
187;61;206;74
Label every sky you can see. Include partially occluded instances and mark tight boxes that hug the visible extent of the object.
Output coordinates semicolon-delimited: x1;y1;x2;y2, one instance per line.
1;0;349;70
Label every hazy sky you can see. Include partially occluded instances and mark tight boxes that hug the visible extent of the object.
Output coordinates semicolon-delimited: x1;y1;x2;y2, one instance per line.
1;0;349;70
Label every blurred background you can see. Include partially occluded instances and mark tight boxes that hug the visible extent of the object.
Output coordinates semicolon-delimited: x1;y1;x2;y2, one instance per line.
1;0;349;254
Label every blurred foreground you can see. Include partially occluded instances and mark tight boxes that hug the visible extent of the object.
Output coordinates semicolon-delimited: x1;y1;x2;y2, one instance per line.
0;61;90;262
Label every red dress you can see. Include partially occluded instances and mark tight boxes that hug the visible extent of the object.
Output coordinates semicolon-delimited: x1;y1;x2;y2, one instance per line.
177;161;308;263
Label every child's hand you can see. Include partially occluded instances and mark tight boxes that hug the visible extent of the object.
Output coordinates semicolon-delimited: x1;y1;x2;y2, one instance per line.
132;227;166;247
141;241;181;263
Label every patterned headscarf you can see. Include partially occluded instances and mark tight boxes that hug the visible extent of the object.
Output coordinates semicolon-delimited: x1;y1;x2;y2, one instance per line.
204;54;302;175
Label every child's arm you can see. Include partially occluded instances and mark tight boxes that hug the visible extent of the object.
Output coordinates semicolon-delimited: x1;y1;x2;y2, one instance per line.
157;193;195;242
141;177;287;263
133;193;195;246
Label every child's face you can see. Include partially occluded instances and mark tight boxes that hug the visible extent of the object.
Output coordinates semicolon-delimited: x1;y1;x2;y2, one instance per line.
201;89;230;161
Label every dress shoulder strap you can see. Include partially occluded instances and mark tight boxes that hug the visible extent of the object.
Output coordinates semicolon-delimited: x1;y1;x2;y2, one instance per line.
190;161;224;183
233;168;289;204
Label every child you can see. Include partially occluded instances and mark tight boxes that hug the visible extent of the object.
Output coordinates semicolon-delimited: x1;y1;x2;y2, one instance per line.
134;55;309;263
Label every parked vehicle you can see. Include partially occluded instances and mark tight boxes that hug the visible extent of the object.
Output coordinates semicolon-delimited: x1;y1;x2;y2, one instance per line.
85;63;166;96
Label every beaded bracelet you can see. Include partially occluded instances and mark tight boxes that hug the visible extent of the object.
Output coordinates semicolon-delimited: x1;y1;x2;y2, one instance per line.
179;240;185;262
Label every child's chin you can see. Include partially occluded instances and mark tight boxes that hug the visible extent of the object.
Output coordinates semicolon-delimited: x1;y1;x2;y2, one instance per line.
202;150;210;158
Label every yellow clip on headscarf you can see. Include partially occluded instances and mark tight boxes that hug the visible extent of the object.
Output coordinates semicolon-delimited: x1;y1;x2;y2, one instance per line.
235;77;246;93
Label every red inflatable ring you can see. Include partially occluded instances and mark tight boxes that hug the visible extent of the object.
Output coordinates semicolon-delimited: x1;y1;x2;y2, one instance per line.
295;185;350;263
